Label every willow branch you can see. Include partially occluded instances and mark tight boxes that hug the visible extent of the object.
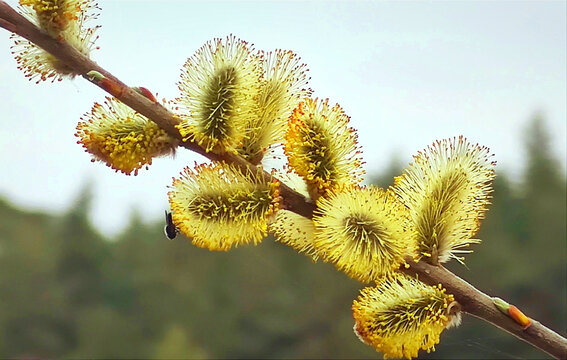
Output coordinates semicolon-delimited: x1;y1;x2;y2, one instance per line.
0;0;315;218
403;260;567;359
1;2;565;358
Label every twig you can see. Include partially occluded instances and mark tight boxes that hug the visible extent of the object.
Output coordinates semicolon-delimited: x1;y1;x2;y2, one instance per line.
1;2;565;358
403;260;567;359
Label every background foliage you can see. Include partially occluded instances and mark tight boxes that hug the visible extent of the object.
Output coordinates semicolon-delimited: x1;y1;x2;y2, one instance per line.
0;116;564;359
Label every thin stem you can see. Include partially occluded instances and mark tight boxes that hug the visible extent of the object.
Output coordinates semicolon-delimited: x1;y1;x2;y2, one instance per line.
1;2;565;358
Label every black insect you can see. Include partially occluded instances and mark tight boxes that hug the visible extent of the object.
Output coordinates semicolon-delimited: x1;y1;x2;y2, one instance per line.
164;210;179;240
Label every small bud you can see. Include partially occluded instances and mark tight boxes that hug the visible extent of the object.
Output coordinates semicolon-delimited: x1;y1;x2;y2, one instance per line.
86;71;124;96
86;70;104;82
493;297;532;330
132;86;158;103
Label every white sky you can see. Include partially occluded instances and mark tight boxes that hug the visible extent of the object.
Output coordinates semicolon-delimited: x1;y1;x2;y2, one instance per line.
0;1;565;237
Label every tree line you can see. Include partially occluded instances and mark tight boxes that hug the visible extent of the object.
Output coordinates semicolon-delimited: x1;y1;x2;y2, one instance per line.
0;115;564;359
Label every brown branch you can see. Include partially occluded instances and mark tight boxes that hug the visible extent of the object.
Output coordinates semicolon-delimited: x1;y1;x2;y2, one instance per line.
0;0;315;219
403;260;567;359
0;16;15;32
1;2;565;358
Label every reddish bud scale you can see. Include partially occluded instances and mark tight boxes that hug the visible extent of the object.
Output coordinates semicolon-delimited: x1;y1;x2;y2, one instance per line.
133;86;158;102
508;305;532;330
97;77;124;97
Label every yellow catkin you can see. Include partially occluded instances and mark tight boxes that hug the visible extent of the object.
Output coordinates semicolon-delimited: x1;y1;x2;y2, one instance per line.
168;162;281;251
353;273;461;359
284;98;364;200
175;35;262;153
75;97;178;175
237;50;311;164
313;186;415;283
12;0;100;82
393;136;496;264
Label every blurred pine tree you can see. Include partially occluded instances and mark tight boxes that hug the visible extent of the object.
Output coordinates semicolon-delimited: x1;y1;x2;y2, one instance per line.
0;115;564;359
519;113;566;337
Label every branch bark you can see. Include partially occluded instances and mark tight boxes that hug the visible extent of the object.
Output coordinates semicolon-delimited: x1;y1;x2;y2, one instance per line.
403;260;567;359
1;2;565;358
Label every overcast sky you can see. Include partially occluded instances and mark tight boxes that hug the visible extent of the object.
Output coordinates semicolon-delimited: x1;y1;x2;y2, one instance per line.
0;1;565;237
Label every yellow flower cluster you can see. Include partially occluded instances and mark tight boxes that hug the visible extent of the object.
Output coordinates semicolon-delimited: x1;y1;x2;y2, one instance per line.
271;134;493;359
11;0;100;82
176;36;310;160
176;35;259;153
168;162;281;251
393;136;495;264
20;0;90;34
5;16;497;356
237;50;311;164
313;186;415;283
353;273;461;359
284;98;365;200
75;97;178;175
